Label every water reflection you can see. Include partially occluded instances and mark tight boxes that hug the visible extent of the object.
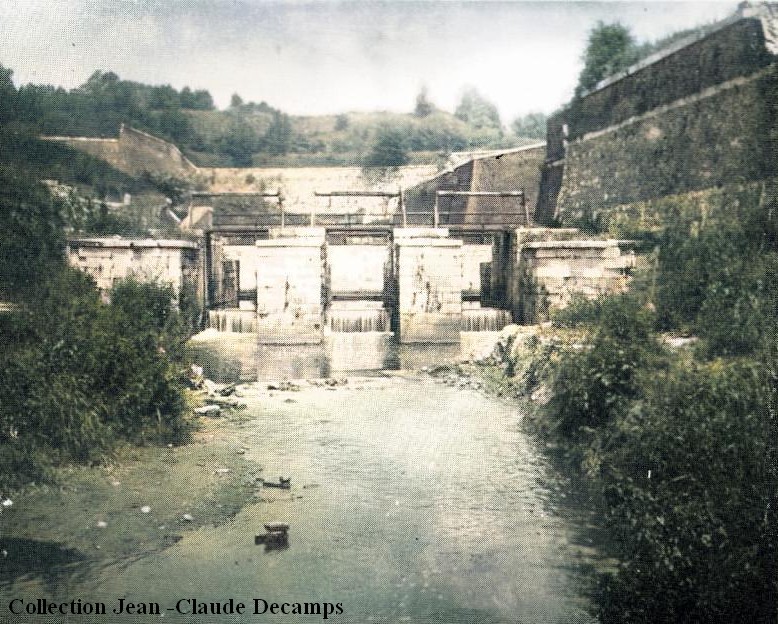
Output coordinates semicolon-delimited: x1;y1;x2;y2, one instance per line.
3;336;603;624
188;332;500;382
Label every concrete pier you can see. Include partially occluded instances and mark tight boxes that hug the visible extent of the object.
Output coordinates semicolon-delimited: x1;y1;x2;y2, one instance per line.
256;227;326;344
394;228;463;344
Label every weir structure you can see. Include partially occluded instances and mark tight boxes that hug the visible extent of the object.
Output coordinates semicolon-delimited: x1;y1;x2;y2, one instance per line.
200;186;533;344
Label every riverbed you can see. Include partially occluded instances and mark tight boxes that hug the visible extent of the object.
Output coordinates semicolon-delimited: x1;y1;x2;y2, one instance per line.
0;336;603;624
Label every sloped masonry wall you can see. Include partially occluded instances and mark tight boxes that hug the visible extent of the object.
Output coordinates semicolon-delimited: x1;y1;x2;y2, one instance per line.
540;9;778;229
592;177;778;239
556;66;778;225
45;125;196;178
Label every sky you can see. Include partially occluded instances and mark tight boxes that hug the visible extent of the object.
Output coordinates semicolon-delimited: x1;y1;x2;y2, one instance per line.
0;1;739;123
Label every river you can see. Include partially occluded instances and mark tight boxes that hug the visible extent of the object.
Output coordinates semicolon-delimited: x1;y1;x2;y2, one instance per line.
0;334;602;623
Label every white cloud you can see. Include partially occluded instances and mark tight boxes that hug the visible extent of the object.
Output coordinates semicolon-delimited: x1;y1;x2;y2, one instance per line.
0;1;739;119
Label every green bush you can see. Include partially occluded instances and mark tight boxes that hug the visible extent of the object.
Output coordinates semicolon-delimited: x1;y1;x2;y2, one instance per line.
545;295;662;438
597;359;776;623
534;287;776;621
695;252;778;358
0;270;190;491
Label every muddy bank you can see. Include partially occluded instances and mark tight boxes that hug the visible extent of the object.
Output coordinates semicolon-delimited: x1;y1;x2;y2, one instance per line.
0;406;259;588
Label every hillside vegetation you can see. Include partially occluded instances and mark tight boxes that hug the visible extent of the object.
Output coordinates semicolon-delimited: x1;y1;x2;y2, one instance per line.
1;70;198;489
3;64;542;168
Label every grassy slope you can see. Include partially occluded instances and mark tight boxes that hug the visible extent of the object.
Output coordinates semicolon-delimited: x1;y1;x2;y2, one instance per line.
182;108;532;167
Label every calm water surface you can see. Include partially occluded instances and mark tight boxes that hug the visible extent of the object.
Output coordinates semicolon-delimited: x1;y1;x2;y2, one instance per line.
2;334;602;623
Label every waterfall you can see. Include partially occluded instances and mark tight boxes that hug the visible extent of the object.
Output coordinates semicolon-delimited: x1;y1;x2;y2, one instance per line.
461;306;512;332
328;301;390;333
208;309;258;333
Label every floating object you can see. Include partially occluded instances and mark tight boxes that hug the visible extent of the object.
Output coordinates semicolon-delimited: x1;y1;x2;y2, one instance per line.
255;521;290;546
194;404;221;415
263;522;289;534
261;477;291;489
141;506;151;514
182;514;194;522
254;532;288;546
219;383;237;397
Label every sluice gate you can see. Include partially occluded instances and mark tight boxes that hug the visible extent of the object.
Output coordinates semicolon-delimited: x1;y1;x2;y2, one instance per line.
206;226;512;343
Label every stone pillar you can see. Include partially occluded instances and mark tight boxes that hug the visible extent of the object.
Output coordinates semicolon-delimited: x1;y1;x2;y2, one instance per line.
256;228;326;344
394;228;463;344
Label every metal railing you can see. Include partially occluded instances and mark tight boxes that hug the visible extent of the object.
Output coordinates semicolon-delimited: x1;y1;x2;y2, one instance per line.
201;188;528;231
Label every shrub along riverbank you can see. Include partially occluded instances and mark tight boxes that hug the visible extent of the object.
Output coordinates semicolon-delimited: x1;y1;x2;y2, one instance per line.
0;273;196;491
0;168;196;492
482;200;777;622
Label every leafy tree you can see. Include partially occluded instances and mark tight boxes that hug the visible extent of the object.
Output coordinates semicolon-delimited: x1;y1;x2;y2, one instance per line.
219;118;259;166
334;114;349;131
511;111;547;140
455;87;502;133
0;168;64;300
363;127;409;168
414;86;435;117
262;112;292;156
190;89;214;110
577;22;639;95
230;93;244;108
149;85;180;111
407;113;469;152
80;70;120;96
0;64;17;124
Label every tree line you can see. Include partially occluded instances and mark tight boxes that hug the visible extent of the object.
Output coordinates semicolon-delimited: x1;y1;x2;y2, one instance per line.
2;62;548;168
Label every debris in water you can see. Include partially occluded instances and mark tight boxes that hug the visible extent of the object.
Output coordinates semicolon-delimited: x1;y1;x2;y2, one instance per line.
194;404;221;415
268;381;300;392
254;532;289;547
219;383;237;396
96;521;108;528
141;506;151;514
182;514;194;522
264;522;290;533
261;477;291;489
214;468;231;475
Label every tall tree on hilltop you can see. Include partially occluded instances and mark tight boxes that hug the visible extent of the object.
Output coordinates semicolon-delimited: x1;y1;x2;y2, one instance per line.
455;87;502;133
414;86;435;117
511;112;548;140
262;112;292;156
0;64;17;124
364;127;409;169
577;21;639;95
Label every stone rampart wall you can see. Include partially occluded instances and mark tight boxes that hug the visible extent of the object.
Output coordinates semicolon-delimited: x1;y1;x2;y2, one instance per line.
539;9;778;229
556;68;778;225
568;17;772;139
45;125;195;178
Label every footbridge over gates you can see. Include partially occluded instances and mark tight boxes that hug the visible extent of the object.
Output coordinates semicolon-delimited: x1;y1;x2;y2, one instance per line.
204;190;523;344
